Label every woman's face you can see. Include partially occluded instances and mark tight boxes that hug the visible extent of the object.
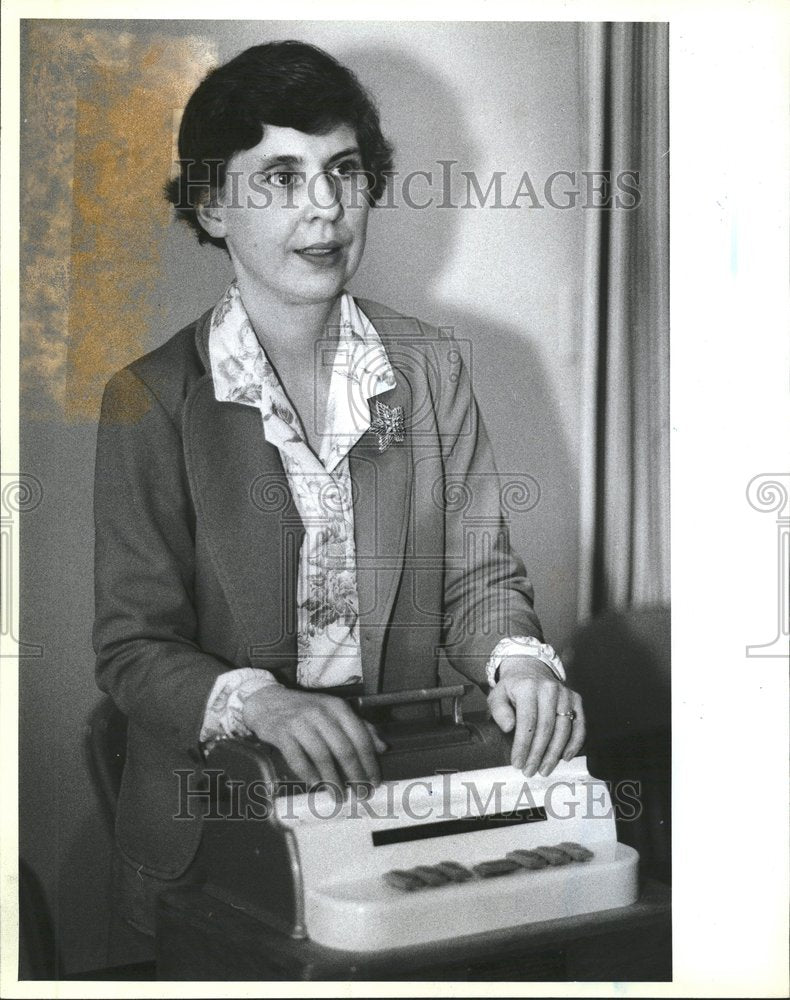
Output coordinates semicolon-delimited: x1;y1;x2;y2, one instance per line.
200;124;370;308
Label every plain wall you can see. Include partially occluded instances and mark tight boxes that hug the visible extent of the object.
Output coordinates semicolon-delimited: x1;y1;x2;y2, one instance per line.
20;19;585;974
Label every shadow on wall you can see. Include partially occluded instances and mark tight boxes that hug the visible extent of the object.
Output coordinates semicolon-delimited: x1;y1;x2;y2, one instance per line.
344;45;578;645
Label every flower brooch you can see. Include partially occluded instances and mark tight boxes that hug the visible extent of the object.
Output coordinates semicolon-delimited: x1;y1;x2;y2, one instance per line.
370;400;405;452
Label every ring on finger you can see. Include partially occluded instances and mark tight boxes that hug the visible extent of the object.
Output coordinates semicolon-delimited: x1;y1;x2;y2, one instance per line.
555;709;576;720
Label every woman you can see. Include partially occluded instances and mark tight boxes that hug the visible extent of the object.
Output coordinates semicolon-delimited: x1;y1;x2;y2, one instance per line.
93;39;586;935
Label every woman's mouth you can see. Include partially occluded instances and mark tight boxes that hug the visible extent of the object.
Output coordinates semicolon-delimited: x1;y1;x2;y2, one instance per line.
294;241;344;261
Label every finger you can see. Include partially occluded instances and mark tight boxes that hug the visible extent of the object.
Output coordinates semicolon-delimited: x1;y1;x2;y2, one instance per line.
523;684;560;777
537;688;575;776
510;684;539;771
299;727;345;793
364;721;389;755
313;716;372;787
488;684;516;734
276;737;321;787
562;691;587;761
318;704;380;786
330;703;382;786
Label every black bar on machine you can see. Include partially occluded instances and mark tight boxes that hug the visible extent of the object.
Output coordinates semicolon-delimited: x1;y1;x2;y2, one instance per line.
372;806;548;847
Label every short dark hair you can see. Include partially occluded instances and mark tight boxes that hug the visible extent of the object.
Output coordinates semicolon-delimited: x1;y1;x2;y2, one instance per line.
164;40;395;250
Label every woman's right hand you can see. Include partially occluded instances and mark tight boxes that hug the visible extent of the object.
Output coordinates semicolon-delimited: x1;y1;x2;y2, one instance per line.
241;686;385;790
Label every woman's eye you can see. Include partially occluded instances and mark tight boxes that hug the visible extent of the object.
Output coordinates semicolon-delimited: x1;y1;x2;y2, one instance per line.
333;160;362;178
261;171;299;187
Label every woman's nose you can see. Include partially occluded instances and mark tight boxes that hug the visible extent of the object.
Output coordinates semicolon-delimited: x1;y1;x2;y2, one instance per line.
307;171;344;220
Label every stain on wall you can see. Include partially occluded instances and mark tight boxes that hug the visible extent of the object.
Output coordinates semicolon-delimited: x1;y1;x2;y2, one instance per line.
21;24;216;422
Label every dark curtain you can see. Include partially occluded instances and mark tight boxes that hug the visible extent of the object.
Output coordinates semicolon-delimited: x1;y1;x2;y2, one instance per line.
578;22;670;617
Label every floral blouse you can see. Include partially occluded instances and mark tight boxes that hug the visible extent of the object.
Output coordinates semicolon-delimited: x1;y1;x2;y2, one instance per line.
200;281;396;740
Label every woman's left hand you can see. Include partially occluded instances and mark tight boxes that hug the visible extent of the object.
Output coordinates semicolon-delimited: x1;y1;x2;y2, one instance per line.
487;656;586;777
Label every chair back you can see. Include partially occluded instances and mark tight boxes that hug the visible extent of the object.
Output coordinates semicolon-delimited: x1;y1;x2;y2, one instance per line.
85;696;128;828
19;857;58;979
563;606;671;884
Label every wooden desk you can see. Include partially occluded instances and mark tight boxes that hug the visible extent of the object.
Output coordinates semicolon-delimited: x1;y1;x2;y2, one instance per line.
156;880;671;981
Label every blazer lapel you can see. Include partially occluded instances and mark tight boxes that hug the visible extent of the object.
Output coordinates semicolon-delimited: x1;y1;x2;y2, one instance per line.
184;314;304;677
350;374;414;693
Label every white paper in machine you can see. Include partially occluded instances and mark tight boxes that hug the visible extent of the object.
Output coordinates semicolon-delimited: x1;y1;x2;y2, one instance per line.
199;685;639;952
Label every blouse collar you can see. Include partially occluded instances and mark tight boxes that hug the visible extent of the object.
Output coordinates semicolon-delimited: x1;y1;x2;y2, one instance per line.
208;281;396;471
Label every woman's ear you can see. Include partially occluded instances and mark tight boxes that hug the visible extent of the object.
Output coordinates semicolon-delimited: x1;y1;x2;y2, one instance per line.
195;195;227;240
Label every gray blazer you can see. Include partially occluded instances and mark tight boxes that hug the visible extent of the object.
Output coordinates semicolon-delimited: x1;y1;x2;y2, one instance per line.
93;297;543;881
